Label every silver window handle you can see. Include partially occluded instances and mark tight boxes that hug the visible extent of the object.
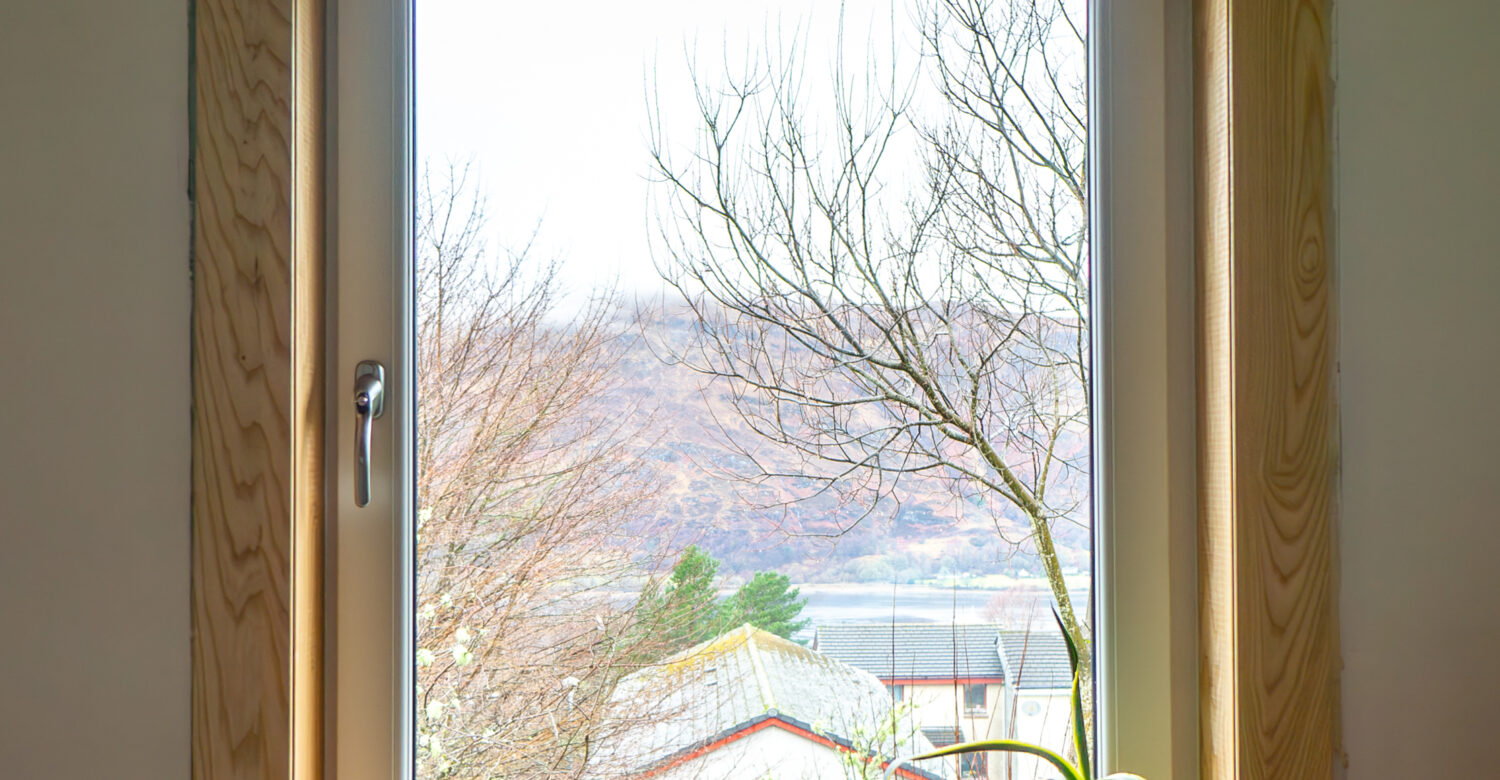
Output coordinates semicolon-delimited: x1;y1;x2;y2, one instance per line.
353;360;386;507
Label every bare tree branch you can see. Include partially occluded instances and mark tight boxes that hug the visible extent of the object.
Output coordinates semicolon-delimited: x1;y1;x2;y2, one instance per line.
646;0;1092;700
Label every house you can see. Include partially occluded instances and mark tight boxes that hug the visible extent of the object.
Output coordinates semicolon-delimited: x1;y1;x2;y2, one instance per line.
813;623;1009;779
995;630;1074;780
812;624;1007;756
813;623;1078;780
592;625;951;780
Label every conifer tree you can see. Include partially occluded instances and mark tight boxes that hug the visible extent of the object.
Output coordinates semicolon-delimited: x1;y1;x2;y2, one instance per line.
637;545;726;652
723;571;810;640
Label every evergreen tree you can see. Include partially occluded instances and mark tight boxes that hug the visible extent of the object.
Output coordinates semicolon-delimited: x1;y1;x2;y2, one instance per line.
638;545;726;653
724;571;809;639
634;548;812;658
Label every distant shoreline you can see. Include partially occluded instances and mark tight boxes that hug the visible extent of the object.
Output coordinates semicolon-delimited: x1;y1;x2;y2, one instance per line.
794;576;1086;595
790;581;1091;642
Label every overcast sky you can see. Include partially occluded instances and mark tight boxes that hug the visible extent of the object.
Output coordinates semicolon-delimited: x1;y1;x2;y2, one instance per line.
415;0;904;299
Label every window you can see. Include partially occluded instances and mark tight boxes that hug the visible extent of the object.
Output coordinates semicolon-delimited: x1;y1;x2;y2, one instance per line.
415;2;1090;777
325;0;1197;778
960;752;988;778
963;684;987;714
889;684;908;703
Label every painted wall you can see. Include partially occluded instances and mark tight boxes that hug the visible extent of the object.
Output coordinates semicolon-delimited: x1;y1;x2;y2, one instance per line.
904;681;996;778
0;0;191;778
999;689;1071;780
899;681;1003;746
1337;0;1500;776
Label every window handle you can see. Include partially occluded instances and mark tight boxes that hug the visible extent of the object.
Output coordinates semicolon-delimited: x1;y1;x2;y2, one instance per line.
353;360;386;507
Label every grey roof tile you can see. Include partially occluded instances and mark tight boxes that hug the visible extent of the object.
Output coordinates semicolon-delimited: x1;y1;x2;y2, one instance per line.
811;622;1077;690
596;625;951;778
812;623;1006;681
997;629;1074;690
921;726;963;749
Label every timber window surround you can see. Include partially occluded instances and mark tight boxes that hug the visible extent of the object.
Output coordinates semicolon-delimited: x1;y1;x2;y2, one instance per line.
1194;0;1339;776
187;0;1336;778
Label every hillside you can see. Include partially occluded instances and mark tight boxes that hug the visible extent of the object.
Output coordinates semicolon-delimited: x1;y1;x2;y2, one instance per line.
603;305;1092;585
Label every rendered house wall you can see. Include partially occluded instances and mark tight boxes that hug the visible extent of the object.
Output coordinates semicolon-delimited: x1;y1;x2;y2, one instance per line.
997;688;1071;780
901;682;1004;741
652;724;883;780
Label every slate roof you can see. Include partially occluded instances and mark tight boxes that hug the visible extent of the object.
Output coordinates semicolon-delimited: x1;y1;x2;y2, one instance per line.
921;726;963;749
810;622;1077;690
997;628;1074;690
595;624;949;779
812;623;1006;681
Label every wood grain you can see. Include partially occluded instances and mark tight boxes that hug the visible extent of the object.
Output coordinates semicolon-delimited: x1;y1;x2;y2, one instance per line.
1195;0;1340;778
1194;0;1235;774
291;0;326;777
192;0;323;776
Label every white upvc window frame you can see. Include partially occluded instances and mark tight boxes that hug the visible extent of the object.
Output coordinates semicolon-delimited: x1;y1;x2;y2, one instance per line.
1090;1;1198;777
326;0;414;776
323;0;1198;777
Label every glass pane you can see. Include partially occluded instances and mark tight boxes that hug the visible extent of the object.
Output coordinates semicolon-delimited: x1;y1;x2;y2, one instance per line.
414;1;1090;778
963;684;986;711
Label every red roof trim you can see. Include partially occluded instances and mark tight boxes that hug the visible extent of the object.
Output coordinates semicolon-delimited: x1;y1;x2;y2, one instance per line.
633;715;934;780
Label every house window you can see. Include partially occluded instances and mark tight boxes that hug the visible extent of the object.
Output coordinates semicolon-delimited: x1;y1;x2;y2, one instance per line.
963;684;987;713
888;684;907;703
960;752;988;778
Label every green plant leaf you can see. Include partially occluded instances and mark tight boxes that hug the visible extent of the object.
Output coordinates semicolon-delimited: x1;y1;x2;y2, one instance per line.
882;740;1085;780
1055;608;1092;780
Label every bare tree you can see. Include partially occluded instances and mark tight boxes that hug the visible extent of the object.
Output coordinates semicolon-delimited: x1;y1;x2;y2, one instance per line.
415;163;681;779
647;0;1091;693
